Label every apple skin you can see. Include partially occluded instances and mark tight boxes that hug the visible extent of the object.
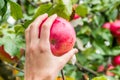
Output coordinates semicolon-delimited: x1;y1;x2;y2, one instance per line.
106;64;115;76
0;45;18;63
110;20;120;37
97;65;105;72
112;55;120;66
102;22;111;29
73;14;80;20
39;17;76;56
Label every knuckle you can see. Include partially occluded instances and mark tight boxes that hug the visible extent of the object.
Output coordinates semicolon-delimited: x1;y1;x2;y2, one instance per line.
30;25;34;30
25;24;32;33
39;45;45;51
42;24;49;30
39;44;49;53
29;44;36;52
25;29;29;34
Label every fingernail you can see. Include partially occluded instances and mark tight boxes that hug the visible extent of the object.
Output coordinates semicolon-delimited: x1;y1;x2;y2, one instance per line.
53;14;57;17
44;13;48;16
75;48;78;53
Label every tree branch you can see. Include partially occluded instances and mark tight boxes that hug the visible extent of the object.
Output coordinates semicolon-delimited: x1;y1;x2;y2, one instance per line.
75;62;99;76
61;70;65;80
4;62;24;73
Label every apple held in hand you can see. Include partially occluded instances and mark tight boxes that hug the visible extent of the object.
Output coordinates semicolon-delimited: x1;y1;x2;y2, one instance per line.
112;55;120;66
39;17;76;56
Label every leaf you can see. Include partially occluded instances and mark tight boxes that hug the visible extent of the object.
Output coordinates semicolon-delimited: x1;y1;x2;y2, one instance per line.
33;3;53;19
82;47;96;60
9;1;23;20
48;0;72;20
107;9;118;21
0;0;5;10
0;0;7;17
14;24;25;35
111;66;120;76
75;5;88;17
64;64;77;78
111;46;120;56
92;41;112;55
92;28;113;46
93;14;105;27
23;20;33;29
76;52;87;66
0;35;25;57
71;0;78;4
92;76;108;80
0;36;19;56
76;38;85;51
33;0;73;20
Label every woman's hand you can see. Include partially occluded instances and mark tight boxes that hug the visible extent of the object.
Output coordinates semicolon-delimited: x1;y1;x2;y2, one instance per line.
25;14;78;80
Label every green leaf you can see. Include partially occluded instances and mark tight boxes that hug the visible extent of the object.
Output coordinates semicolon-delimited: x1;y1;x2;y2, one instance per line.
0;36;25;57
111;66;120;76
111;46;120;56
9;1;23;20
92;76;108;80
76;52;88;65
48;0;72;20
23;20;33;29
106;9;118;21
93;14;105;27
33;3;53;19
92;28;113;46
75;5;88;17
34;0;73;20
0;0;5;10
0;0;7;17
92;41;111;55
14;24;25;35
71;0;78;4
0;36;19;56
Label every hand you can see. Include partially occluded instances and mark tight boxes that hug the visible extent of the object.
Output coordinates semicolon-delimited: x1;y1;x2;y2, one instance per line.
25;14;78;80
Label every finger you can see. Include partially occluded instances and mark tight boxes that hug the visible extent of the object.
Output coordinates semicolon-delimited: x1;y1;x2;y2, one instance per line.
40;14;57;44
25;25;31;49
60;48;78;65
30;13;48;42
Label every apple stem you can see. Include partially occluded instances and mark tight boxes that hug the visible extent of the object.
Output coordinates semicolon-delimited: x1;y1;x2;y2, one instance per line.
61;69;65;80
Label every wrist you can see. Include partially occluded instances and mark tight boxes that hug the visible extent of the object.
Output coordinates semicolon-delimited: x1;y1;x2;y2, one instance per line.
25;69;57;80
34;72;54;80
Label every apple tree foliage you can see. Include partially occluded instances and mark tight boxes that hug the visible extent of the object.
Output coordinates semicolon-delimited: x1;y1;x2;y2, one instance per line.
0;0;120;80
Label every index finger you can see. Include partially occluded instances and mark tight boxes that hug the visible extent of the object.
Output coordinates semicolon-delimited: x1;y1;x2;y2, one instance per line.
40;14;57;44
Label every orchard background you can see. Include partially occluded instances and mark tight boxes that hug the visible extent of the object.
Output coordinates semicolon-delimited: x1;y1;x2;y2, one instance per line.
0;0;120;80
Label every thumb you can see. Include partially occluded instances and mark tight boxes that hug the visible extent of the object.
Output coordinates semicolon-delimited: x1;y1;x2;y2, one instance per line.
60;48;78;65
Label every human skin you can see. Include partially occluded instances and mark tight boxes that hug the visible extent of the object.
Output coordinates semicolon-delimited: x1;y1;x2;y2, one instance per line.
24;14;78;80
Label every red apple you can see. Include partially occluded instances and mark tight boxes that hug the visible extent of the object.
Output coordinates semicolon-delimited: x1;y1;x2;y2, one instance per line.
112;55;120;66
73;14;80;20
102;22;111;29
110;20;120;37
0;45;18;63
97;65;105;72
106;64;115;76
72;4;81;20
39;17;76;56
